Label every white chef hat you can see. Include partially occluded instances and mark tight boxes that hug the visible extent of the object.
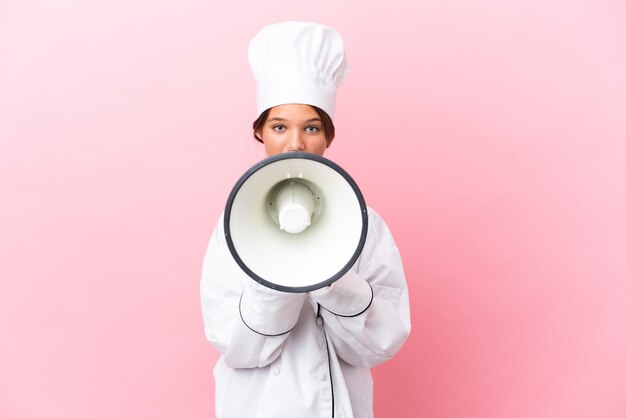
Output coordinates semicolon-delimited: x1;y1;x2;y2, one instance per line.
248;21;349;118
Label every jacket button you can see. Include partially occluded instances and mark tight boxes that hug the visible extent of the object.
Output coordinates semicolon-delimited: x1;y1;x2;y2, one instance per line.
316;317;324;326
319;373;327;381
272;367;281;376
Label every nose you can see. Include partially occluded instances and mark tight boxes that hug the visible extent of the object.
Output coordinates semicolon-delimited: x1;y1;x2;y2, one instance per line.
286;131;305;152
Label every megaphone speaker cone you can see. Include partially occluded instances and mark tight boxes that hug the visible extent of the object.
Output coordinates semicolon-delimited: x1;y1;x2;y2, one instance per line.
224;152;368;293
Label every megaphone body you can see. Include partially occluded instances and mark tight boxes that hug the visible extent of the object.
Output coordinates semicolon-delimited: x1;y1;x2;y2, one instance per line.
224;152;368;293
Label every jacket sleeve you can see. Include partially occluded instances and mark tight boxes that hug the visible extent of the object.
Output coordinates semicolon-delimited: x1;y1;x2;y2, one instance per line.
309;208;411;368
200;213;305;369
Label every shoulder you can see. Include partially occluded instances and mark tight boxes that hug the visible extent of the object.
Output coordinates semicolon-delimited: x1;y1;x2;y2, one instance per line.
366;206;383;222
365;206;391;235
361;206;390;249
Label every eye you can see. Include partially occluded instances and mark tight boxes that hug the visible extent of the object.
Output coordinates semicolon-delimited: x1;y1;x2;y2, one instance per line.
305;125;321;133
272;124;286;132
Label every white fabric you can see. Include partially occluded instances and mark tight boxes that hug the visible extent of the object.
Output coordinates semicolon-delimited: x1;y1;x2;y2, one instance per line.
200;207;411;418
248;21;349;117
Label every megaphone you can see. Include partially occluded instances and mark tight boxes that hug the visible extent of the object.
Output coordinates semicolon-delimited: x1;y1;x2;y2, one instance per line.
224;152;368;293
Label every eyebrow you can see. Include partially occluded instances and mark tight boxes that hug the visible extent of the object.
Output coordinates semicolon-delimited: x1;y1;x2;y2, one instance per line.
267;117;322;123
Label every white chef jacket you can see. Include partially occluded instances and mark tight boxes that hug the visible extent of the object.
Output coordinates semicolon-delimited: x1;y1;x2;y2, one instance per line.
200;207;411;418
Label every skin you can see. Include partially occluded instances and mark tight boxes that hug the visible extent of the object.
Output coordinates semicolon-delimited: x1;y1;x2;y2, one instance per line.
258;104;328;156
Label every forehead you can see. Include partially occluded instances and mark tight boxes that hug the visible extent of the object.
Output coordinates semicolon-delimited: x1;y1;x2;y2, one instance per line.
268;104;320;120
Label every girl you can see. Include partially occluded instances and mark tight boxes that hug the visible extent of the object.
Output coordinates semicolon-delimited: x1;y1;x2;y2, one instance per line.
201;21;411;418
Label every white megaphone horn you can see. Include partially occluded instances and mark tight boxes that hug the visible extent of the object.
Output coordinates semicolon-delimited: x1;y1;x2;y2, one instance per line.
224;152;368;293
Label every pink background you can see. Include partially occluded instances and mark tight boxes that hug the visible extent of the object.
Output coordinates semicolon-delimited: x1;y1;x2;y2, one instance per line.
2;0;625;417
